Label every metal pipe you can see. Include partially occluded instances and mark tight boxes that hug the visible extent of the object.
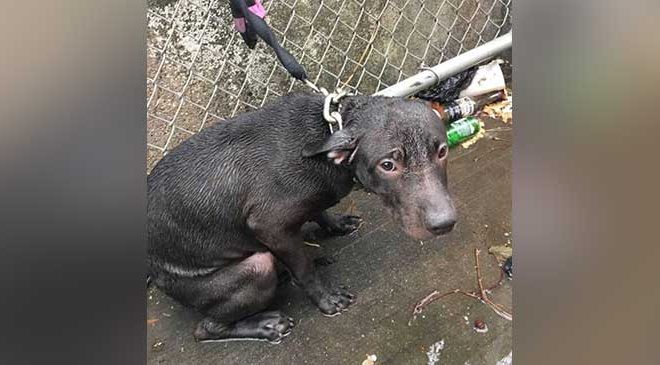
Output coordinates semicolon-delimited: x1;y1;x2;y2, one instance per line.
374;32;512;97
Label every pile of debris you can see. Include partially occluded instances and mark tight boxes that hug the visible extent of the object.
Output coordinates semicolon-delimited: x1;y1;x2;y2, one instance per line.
414;59;513;149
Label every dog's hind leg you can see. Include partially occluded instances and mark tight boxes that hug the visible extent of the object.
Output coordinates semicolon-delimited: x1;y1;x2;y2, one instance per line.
176;252;294;343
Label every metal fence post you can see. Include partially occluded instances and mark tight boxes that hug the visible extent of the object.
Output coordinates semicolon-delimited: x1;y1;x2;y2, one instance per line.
374;32;512;97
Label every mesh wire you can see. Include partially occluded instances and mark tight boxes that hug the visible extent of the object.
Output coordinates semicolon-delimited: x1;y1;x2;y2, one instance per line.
147;0;511;171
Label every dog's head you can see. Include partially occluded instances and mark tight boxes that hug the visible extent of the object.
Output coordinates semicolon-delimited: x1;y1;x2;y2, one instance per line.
305;96;457;240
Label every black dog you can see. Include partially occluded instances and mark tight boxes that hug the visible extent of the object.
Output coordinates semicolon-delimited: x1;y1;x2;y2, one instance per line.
147;93;456;343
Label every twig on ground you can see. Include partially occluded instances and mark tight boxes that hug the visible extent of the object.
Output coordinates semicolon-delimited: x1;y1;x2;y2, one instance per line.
411;248;512;321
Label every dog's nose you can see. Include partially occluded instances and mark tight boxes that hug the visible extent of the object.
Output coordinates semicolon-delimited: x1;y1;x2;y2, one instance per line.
425;212;456;235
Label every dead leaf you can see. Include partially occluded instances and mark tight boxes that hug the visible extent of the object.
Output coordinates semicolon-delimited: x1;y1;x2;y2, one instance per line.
480;90;513;123
147;319;159;325
488;245;513;261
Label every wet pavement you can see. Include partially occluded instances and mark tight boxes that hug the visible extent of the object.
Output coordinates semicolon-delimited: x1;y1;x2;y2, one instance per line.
147;116;512;364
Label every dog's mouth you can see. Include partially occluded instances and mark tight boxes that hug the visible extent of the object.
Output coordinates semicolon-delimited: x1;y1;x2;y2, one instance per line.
387;206;454;240
430;225;455;236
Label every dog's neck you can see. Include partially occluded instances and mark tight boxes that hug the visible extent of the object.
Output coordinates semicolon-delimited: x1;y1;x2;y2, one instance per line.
333;95;382;131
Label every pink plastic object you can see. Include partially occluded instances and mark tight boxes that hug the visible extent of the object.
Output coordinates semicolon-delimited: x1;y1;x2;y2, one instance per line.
233;0;267;33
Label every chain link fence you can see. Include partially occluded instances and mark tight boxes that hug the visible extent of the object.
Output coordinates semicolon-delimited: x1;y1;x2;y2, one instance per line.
147;0;511;171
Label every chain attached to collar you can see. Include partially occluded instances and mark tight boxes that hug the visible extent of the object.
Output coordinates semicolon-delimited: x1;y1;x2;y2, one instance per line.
321;88;348;134
304;79;349;134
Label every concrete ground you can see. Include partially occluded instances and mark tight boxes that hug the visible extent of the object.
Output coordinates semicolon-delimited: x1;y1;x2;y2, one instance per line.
147;115;512;364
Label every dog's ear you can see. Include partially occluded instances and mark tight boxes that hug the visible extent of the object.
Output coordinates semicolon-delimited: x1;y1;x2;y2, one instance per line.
302;129;358;165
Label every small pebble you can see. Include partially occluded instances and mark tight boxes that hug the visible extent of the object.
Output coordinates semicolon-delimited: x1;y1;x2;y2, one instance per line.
474;319;488;333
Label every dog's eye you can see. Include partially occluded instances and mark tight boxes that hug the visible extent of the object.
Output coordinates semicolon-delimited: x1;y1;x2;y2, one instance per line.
380;160;395;172
438;144;448;160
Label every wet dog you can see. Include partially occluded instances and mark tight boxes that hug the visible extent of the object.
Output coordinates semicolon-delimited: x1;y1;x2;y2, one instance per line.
147;93;456;343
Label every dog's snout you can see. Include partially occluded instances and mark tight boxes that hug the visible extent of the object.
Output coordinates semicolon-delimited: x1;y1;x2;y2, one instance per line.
425;210;457;235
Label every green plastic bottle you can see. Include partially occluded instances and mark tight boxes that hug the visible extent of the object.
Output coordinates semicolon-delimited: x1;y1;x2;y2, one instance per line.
446;117;481;147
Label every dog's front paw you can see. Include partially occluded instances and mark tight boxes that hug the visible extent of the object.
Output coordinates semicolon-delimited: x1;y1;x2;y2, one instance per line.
316;287;355;316
323;214;362;236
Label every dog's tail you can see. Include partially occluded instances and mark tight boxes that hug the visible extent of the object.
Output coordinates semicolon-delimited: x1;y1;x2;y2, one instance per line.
229;0;307;80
